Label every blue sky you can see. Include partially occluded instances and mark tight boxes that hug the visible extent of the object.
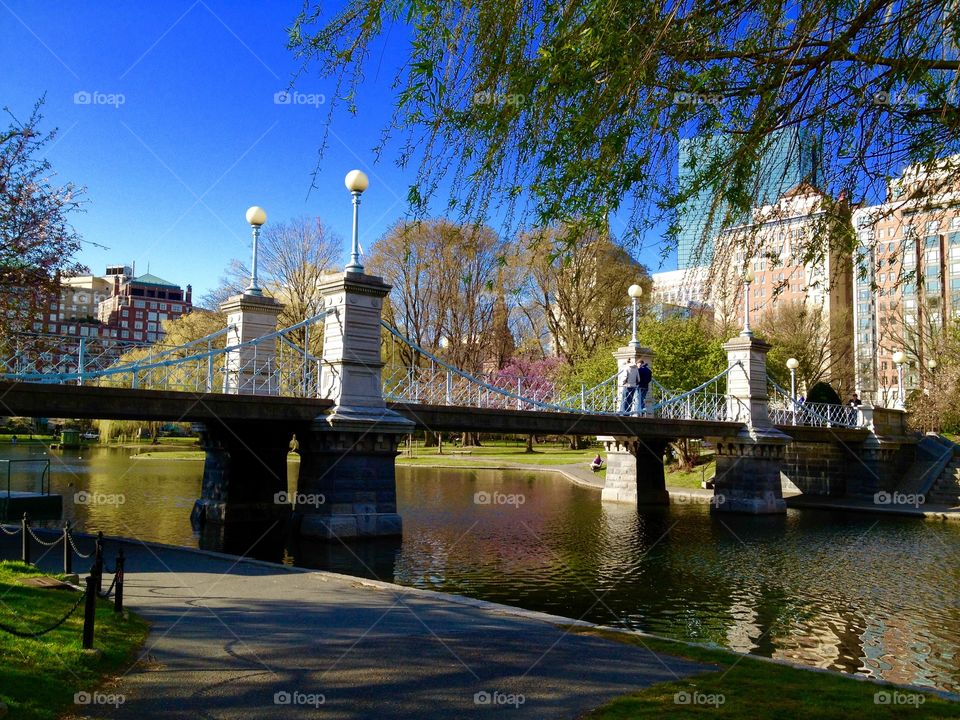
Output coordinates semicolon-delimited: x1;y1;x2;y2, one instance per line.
1;0;670;300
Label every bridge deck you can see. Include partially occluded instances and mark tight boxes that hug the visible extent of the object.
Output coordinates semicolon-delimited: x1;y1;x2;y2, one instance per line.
0;382;867;443
389;402;745;439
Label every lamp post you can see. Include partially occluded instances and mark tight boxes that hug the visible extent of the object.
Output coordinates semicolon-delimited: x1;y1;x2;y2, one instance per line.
741;266;755;337
628;284;643;348
893;350;906;409
344;170;369;273
786;357;799;425
244;206;267;295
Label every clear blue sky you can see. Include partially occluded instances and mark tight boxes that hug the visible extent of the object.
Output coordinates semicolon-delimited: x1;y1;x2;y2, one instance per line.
1;0;671;300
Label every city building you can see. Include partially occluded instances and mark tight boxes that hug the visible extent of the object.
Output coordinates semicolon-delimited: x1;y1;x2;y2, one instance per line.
676;127;821;270
650;267;714;322
98;272;193;343
57;265;129;323
713;183;854;391
26;266;193;344
851;156;960;405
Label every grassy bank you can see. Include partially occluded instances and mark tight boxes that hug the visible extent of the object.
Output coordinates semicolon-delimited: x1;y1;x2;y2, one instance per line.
572;627;959;719
0;561;149;720
131;450;204;459
396;440;716;490
398;443;599;467
0;434;55;444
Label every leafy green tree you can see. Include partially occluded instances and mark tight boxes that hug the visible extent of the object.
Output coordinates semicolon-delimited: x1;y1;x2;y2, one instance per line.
558;316;726;396
635;317;727;392
289;0;960;265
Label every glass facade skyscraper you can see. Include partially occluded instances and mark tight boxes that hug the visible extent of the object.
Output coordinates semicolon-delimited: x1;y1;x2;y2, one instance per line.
676;128;820;269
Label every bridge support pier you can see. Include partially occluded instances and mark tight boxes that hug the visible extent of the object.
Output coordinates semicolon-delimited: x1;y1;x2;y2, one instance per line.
190;421;295;533
599;437;670;504
294;425;406;539
708;335;789;514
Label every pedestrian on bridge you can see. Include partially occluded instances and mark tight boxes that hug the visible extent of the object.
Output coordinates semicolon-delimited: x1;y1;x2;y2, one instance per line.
620;360;640;414
637;361;652;414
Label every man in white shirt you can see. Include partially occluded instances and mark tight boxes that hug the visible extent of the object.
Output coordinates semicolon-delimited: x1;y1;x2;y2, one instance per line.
620;359;640;414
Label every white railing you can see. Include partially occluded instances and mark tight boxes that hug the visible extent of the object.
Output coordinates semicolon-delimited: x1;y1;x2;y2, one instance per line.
767;379;862;428
1;312;330;398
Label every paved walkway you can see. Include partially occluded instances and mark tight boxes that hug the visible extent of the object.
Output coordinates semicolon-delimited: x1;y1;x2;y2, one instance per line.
8;534;712;719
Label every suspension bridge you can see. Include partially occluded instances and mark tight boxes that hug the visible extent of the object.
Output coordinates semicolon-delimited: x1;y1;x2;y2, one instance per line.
0;269;913;542
1;313;861;431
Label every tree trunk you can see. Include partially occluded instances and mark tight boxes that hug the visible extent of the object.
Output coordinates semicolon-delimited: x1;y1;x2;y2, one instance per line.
461;432;483;447
423;431;439;448
525;434;535;453
671;439;696;470
567;435;587;450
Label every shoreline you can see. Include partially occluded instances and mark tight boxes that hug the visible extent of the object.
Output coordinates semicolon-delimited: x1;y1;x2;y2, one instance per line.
8;525;960;706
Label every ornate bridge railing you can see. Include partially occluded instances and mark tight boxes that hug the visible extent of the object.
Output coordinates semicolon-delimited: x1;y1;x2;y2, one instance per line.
2;332;160;378
381;322;745;422
767;379;862;428
1;312;330;398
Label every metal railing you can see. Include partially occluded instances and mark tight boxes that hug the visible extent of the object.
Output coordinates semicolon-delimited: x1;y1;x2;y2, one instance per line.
2;312;331;398
767;379;862;428
2;459;51;497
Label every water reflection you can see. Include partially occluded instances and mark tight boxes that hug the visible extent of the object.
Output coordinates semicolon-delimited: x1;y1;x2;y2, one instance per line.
3;445;958;693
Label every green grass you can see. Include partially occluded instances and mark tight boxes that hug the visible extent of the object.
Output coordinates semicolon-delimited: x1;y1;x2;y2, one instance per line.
0;435;55;444
0;561;149;720
665;459;716;490
570;627;960;719
397;442;599;467
131;451;204;459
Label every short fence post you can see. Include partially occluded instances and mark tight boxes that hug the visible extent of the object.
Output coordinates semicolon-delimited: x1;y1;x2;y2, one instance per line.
21;512;30;565
93;531;104;594
114;548;125;614
82;573;96;649
63;521;72;574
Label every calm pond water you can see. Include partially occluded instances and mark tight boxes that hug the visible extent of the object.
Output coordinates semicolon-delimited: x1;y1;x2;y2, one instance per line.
5;444;960;693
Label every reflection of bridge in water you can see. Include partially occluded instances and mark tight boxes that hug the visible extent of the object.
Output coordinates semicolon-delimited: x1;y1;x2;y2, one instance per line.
2;270;917;543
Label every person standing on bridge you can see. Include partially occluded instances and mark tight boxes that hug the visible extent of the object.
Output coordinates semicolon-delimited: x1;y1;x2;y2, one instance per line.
637;360;652;414
620;359;640;414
